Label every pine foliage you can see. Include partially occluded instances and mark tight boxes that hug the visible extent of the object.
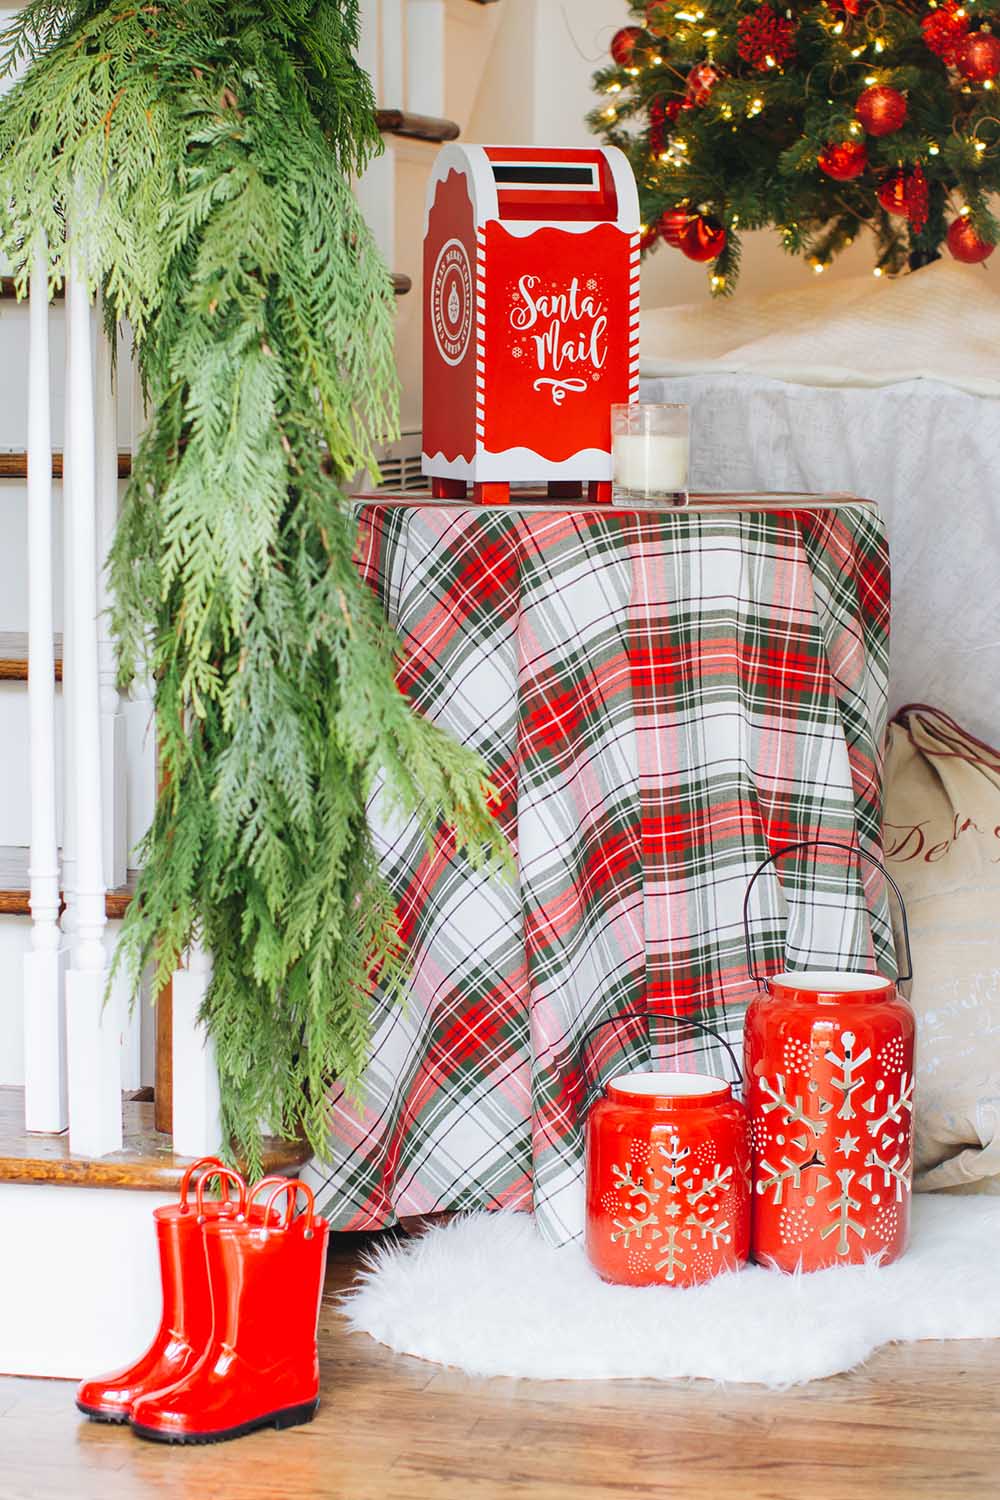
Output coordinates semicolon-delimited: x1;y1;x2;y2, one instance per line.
590;1;1000;293
0;0;508;1173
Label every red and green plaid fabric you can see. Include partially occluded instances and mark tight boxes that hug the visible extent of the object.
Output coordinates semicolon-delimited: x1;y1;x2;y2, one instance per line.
306;500;893;1247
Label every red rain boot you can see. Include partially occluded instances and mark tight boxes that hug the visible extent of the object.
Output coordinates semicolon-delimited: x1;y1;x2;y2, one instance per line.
130;1180;329;1444
75;1161;253;1422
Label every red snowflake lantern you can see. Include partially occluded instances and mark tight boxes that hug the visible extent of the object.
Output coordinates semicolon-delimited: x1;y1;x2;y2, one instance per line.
678;214;727;262
584;1017;751;1287
818;140;868;181
737;5;797;71
686;61;724;107
876;165;928;234
855;83;907;136
921;1;970;64
947;214;996;262
610;26;645;68
742;842;916;1274
954;27;1000;82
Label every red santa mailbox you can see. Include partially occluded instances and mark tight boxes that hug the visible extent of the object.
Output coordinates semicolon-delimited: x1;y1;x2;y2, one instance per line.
422;145;640;505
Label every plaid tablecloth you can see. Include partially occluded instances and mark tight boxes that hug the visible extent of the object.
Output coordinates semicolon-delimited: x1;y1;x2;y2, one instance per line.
306;499;894;1246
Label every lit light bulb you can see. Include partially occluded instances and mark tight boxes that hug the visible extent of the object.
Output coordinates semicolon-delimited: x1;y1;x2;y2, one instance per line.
603;106;617;120
873;267;883;277
812;261;825;274
711;274;727;291
851;46;864;57
975;139;987;153
764;53;776;68
986;79;995;90
833;20;844;33
703;28;718;38
651;53;663;65
874;38;885;52
864;74;878;84
607;82;622;94
928;142;940;155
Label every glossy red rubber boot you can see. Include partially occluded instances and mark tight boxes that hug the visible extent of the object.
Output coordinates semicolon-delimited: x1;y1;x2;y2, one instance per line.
131;1180;329;1444
75;1160;244;1422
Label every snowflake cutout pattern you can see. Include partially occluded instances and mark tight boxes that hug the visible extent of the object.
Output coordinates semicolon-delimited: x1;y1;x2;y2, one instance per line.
752;1023;914;1260
606;1134;739;1284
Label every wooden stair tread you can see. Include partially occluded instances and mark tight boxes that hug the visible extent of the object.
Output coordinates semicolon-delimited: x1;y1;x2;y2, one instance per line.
0;452;132;480
0;1085;310;1191
376;109;460;144
0;632;63;683
391;272;412;296
0;846;136;919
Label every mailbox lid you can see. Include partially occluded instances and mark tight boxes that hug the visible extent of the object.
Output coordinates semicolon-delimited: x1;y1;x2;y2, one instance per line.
482;147;620;224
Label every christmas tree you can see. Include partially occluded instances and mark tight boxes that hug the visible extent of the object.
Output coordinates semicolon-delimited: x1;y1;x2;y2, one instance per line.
589;1;1000;293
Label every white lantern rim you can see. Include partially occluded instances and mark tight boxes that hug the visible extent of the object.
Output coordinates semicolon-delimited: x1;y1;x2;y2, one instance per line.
770;970;892;992
607;1070;729;1099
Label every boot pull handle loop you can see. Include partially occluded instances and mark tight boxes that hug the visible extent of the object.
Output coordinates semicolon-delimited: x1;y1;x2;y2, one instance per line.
195;1166;248;1221
246;1175;295;1224
258;1179;316;1237
178;1157;226;1214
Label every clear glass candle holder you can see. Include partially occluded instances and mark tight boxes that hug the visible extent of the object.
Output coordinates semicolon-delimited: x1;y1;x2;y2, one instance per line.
611;403;690;508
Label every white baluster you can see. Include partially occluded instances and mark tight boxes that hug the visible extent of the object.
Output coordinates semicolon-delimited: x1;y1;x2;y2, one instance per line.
357;0;380;101
23;241;69;1134
171;941;222;1158
95;302;127;890
64;207;122;1157
405;0;445;117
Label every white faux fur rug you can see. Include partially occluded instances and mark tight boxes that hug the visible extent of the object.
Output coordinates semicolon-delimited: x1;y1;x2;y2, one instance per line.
343;1197;1000;1386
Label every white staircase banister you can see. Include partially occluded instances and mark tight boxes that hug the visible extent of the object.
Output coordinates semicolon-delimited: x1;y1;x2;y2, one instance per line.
23;239;69;1135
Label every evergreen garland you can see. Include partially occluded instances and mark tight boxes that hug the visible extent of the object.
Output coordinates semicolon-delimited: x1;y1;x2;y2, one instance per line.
589;1;1000;293
0;0;507;1172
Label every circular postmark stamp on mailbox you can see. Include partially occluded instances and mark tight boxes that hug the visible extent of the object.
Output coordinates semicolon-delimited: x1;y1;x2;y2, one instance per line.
430;237;473;367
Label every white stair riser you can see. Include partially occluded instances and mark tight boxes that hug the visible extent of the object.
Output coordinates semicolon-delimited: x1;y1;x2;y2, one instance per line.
0;915;154;1088
0;683;153;855
0;1182;171;1378
0;301;134;454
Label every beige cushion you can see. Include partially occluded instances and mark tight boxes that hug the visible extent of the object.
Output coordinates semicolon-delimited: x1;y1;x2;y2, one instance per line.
883;707;1000;1193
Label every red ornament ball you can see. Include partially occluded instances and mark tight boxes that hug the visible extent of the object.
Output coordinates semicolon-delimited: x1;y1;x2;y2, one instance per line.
610;26;644;67
818;140;868;182
686;61;724;107
639;222;660;252
954;28;1000;82
678;215;727;263
921;1;970;64
658;206;693;247
855;84;907;137
833;0;871;14
946;215;996;264
737;5;797;71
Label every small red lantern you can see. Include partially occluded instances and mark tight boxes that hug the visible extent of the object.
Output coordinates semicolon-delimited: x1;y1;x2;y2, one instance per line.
584;1013;751;1286
742;841;915;1274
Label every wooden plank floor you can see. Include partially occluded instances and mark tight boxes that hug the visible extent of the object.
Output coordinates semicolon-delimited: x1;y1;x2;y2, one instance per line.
2;1231;998;1500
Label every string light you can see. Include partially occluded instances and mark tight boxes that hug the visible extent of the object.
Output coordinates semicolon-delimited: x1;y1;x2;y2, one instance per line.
848;120;862;135
603;106;617;120
812;261;826;274
864;74;878;84
873;267;883;277
764;53;777;68
974;139;987;153
651;53;664;65
851;46;865;57
928;142;940;155
720;102;733;119
606;82;622;94
874;38;886;53
747;97;764;117
703;28;718;39
711;274;727;291
833;20;844;33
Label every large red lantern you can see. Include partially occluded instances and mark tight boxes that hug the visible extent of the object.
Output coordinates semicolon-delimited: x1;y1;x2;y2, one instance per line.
584;1013;751;1286
742;842;915;1274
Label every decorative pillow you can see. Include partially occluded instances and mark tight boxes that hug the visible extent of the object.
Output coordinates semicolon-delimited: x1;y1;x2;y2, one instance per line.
883;706;1000;1193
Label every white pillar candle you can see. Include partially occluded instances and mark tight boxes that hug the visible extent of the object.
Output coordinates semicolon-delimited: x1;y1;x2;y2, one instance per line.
613;431;690;497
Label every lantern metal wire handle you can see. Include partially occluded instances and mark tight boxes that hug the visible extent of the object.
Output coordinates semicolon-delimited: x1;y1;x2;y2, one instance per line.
741;838;913;991
580;1007;744;1112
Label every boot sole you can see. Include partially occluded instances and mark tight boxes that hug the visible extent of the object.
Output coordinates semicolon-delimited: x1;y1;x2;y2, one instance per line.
76;1401;130;1424
131;1398;319;1444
